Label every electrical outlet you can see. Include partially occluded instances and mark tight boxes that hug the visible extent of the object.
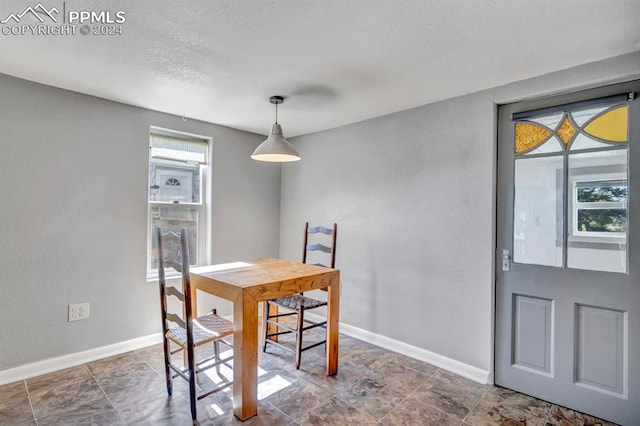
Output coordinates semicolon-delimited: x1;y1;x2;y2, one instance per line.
68;302;90;322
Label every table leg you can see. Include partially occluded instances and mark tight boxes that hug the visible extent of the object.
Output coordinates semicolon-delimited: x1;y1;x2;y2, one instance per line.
233;292;258;420
189;286;198;318
326;274;340;375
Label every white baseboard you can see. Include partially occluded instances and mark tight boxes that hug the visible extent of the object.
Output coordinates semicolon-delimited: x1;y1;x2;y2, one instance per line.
0;333;163;386
306;312;491;384
0;317;492;387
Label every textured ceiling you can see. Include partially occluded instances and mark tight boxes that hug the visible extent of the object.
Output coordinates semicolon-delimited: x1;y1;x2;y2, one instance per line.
0;0;638;137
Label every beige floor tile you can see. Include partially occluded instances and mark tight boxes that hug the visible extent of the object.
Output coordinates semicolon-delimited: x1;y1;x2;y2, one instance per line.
365;358;431;394
26;366;106;420
546;404;618;426
465;386;551;426
410;373;486;420
0;381;35;425
296;396;378;425
381;397;461;426
335;377;406;420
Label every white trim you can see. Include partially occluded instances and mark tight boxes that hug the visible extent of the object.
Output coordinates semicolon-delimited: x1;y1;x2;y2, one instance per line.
0;333;162;386
0;316;491;387
306;312;491;385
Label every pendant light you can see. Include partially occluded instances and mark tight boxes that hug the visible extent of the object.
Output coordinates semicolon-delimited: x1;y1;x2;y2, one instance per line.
251;96;301;162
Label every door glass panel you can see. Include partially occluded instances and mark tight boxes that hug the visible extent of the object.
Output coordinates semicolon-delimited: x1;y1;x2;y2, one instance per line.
515;122;553;154
569;133;612;151
571;106;608;126
567;149;628;273
582;105;628;143
557;115;578;147
513;156;564;267
526;136;564;155
528;112;564;129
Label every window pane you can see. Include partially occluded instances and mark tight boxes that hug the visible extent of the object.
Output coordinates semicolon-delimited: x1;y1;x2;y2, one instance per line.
514;122;552;154
569;133;611;151
576;209;627;233
568;149;628;273
576;184;627;203
528;112;564;130
582;105;628;143
149;206;199;270
571;106;608;126
149;160;201;203
513;156;564;267
525;136;564;155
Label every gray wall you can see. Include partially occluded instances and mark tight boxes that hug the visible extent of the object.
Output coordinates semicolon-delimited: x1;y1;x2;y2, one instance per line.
280;51;640;373
0;74;281;370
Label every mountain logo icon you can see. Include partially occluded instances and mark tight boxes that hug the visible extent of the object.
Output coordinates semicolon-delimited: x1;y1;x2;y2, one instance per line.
1;3;59;24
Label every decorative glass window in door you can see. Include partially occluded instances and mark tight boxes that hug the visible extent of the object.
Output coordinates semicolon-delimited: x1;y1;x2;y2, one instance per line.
513;99;629;273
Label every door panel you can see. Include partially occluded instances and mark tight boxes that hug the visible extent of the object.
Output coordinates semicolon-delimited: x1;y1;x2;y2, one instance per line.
496;80;640;425
512;294;553;375
575;304;625;396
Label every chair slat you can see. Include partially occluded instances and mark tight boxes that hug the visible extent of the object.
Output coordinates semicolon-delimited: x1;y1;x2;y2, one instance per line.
166;312;186;329
164;258;184;272
308;225;333;235
306;243;332;253
165;286;185;301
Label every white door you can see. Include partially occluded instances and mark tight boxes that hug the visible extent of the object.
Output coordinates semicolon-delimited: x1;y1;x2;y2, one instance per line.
496;80;640;425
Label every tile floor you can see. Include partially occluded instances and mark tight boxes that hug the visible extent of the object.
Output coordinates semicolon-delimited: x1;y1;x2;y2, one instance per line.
0;329;617;425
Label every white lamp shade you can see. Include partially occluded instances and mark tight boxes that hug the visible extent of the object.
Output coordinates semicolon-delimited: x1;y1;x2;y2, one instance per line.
251;124;300;162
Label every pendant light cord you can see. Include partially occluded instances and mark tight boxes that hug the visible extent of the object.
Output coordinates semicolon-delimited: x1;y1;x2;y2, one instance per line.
275;102;278;124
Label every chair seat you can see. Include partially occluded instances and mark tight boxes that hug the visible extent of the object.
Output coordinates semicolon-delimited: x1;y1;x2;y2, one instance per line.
167;313;234;347
271;294;327;311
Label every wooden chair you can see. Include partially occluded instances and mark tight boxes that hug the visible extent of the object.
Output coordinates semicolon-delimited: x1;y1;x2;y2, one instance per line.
156;227;234;423
262;222;337;369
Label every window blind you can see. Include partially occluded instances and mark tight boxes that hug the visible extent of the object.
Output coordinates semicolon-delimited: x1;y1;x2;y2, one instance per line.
150;133;209;164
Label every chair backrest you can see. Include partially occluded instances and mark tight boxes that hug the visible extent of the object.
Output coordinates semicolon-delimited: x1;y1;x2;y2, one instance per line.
302;222;337;268
156;227;196;350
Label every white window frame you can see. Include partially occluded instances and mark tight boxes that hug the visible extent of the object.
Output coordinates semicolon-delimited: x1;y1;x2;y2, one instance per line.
147;127;211;280
570;173;627;241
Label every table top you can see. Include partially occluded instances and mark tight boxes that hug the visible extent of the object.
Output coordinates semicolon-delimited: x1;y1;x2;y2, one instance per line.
190;258;339;302
191;258;336;287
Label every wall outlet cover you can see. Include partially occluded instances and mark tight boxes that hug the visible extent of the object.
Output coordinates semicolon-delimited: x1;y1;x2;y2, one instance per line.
68;302;90;322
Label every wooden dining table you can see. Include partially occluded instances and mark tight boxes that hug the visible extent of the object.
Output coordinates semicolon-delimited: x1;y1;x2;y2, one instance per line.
189;258;340;420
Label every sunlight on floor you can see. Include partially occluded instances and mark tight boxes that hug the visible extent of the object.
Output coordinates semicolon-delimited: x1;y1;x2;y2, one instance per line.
257;375;292;400
207;403;225;416
200;349;293;401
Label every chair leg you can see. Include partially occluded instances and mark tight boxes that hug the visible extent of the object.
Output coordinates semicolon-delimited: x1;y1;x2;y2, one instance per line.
214;340;221;374
187;345;198;422
162;337;173;396
262;302;270;352
295;306;305;369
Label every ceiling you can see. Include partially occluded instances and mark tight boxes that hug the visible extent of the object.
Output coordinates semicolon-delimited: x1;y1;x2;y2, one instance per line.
0;0;638;137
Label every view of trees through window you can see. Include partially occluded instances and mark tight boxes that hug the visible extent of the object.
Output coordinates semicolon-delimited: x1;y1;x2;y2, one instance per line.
576;183;627;233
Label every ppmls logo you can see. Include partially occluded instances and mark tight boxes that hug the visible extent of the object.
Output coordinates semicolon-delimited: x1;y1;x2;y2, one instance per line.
1;2;126;36
1;3;58;24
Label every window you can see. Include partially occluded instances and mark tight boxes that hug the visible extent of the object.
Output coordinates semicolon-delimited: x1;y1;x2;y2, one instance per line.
512;98;630;273
572;179;627;237
147;129;210;277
